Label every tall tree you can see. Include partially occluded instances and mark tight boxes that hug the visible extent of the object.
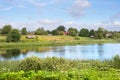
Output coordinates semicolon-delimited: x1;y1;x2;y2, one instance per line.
51;29;59;35
6;29;21;42
79;28;89;37
68;27;78;36
1;25;12;35
89;29;95;36
21;27;27;35
57;25;66;32
34;27;47;35
96;27;104;39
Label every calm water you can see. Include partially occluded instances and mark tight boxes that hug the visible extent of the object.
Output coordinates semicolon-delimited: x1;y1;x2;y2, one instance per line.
0;43;120;61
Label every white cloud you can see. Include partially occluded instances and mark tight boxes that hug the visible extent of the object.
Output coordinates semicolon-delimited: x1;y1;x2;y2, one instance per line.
38;19;63;25
69;0;91;18
113;21;120;26
1;19;120;31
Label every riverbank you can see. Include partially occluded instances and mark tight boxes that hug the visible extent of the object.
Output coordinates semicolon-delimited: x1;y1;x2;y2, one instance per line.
0;35;119;48
0;56;120;80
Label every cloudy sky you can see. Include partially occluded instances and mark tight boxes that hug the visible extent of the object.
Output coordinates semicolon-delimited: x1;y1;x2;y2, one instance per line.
0;0;120;31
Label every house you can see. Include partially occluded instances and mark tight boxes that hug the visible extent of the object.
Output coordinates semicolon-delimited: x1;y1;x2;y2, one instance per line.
26;35;36;39
106;33;112;37
90;35;95;38
64;31;69;35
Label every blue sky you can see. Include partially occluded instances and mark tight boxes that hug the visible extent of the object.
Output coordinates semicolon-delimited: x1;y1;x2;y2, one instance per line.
0;0;120;31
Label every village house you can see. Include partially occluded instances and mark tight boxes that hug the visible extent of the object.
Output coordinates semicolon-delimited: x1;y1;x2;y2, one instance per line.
26;35;36;39
106;33;112;38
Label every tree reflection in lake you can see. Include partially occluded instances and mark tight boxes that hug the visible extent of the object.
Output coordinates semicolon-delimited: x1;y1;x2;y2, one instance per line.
0;48;21;59
97;44;104;60
0;47;52;60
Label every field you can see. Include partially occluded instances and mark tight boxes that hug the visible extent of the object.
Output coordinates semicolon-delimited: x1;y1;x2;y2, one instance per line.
0;35;118;48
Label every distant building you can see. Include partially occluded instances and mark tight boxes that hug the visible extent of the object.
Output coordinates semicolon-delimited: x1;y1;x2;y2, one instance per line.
26;35;35;39
64;32;69;35
106;33;112;37
90;35;95;38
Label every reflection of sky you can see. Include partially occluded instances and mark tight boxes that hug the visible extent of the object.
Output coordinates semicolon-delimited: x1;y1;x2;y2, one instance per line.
0;43;120;61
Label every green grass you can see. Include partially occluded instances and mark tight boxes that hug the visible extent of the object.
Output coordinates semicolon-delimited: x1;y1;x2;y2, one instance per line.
0;35;119;48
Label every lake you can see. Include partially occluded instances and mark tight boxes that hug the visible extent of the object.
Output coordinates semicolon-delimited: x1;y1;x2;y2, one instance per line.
0;43;120;61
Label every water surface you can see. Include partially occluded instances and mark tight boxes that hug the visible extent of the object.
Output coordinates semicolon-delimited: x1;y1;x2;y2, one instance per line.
0;43;120;61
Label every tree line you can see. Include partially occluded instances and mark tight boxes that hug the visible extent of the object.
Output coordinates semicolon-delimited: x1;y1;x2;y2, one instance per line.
0;25;120;42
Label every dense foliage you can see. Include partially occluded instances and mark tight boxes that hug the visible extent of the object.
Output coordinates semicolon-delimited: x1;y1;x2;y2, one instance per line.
68;27;78;36
21;27;27;35
56;25;66;32
35;27;48;35
1;25;12;35
0;69;119;80
6;29;21;42
0;55;120;80
79;28;89;37
52;29;59;35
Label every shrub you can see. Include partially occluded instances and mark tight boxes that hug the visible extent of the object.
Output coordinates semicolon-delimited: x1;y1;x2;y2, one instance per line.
112;55;120;69
6;29;21;42
19;57;42;71
74;36;80;40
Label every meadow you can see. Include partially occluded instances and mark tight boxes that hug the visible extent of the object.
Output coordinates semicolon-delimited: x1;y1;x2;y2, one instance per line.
0;35;118;48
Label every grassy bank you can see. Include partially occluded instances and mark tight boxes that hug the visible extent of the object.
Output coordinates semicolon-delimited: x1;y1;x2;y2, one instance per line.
0;35;119;48
0;56;120;80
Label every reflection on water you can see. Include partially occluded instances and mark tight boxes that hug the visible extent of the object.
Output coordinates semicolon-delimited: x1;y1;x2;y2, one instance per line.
1;49;21;59
0;43;120;61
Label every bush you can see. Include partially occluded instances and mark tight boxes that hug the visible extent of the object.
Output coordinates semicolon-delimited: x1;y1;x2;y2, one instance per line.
52;29;59;35
19;57;42;71
112;55;120;69
6;29;21;42
74;36;80;40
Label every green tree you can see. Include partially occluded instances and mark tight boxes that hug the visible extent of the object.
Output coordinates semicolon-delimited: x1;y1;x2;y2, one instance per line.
96;27;104;39
46;30;51;34
112;55;120;69
52;29;59;35
35;27;47;35
21;27;27;35
97;33;104;39
59;31;65;35
111;32;120;39
6;29;21;42
1;25;12;35
68;27;78;36
89;29;95;36
57;25;66;32
79;28;89;37
103;30;109;38
0;28;1;34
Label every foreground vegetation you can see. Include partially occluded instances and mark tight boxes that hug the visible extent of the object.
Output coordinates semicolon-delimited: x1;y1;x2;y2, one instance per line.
0;68;120;80
0;55;120;80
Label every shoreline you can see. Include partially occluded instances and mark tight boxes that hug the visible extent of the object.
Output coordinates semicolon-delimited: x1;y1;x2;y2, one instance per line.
0;39;119;48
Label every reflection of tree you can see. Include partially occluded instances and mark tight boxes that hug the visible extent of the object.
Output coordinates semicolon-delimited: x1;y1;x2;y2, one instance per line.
0;49;21;59
97;44;104;59
35;47;52;53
